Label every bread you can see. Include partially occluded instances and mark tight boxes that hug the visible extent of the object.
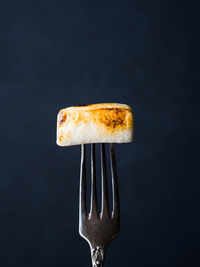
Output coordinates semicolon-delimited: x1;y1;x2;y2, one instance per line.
56;103;134;146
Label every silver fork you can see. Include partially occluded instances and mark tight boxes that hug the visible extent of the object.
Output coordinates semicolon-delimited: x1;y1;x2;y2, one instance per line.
79;143;120;267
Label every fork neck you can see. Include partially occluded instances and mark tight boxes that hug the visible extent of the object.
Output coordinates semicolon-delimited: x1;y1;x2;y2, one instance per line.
91;246;105;267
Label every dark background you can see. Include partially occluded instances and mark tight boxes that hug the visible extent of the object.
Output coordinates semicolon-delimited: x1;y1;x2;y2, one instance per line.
0;0;199;266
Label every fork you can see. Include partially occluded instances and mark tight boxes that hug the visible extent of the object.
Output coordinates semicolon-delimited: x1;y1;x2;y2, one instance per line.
79;143;120;267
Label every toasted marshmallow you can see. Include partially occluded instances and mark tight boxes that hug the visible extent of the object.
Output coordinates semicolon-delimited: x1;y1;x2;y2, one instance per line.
56;103;134;146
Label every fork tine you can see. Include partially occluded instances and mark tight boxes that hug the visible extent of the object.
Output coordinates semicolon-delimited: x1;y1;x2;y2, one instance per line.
89;144;98;218
79;144;86;219
100;143;109;216
110;143;120;218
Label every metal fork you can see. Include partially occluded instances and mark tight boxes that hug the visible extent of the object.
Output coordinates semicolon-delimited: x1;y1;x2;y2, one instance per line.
79;143;120;267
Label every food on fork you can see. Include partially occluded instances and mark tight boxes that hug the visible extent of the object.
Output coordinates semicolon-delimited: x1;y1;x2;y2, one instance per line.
56;102;134;266
56;103;134;146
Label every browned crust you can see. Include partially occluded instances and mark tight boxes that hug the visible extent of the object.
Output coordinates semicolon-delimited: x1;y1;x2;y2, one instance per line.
57;106;133;132
96;108;127;130
58;134;63;143
58;111;67;127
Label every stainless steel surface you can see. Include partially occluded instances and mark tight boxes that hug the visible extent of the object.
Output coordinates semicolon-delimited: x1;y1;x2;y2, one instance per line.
79;143;120;267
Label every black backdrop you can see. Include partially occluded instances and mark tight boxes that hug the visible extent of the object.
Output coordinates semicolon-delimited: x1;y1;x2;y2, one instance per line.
0;0;199;266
